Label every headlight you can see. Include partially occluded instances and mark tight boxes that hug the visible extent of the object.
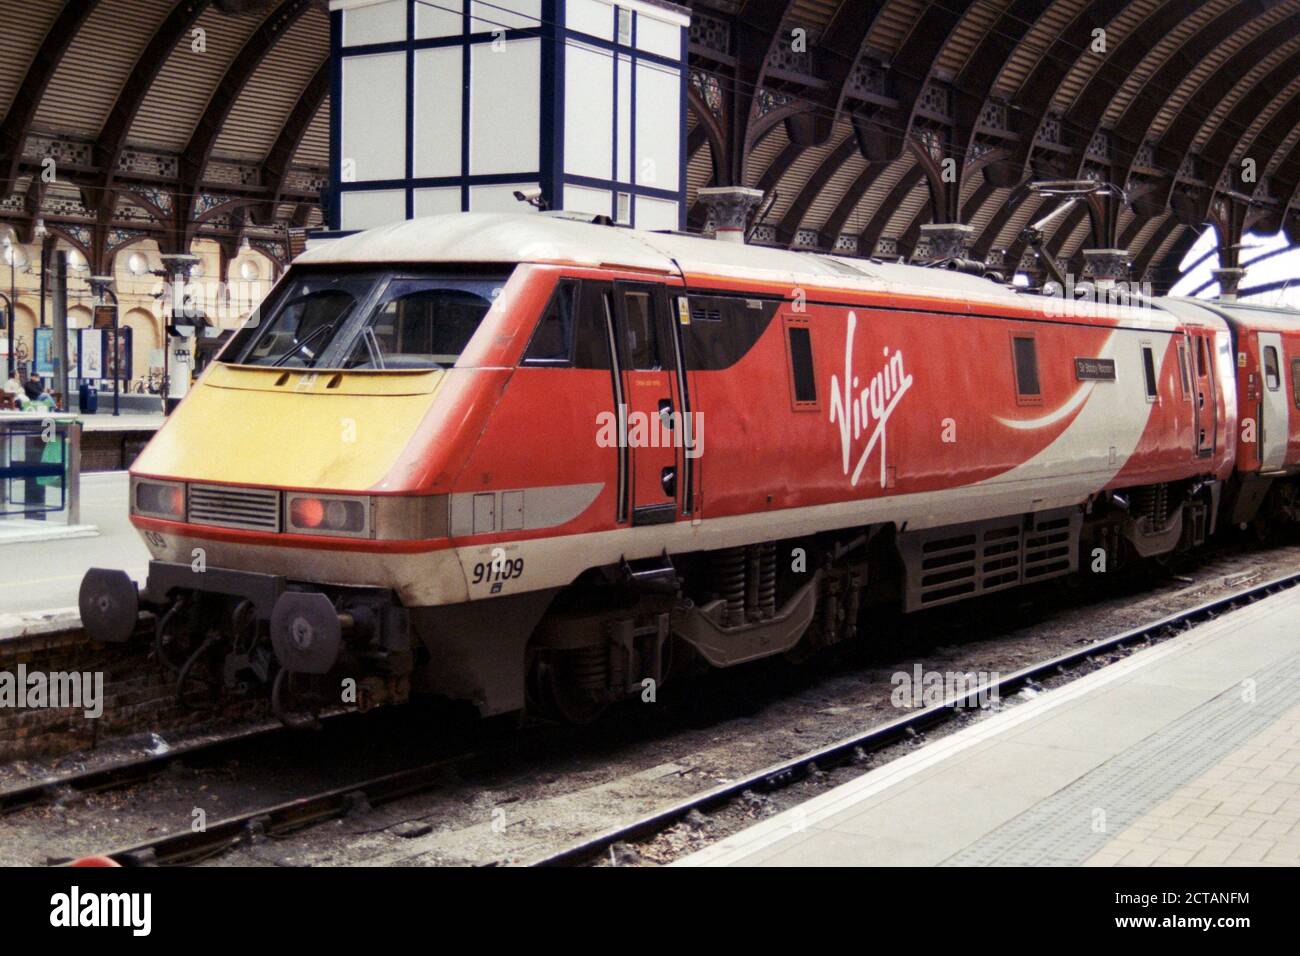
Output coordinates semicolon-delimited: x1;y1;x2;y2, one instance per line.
286;494;369;536
133;479;185;519
284;493;449;540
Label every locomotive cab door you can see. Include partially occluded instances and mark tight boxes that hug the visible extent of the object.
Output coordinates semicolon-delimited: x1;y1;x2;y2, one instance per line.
1188;328;1217;458
1257;331;1288;470
610;282;683;526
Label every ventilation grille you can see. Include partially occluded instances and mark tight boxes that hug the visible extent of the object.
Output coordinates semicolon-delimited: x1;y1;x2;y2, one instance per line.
914;521;1022;607
898;510;1081;612
1024;516;1074;580
187;484;281;532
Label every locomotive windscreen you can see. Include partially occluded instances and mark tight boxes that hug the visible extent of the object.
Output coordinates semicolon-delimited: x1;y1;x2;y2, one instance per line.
222;268;512;370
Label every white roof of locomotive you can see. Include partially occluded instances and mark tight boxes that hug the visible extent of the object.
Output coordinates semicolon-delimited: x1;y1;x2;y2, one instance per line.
297;212;1180;329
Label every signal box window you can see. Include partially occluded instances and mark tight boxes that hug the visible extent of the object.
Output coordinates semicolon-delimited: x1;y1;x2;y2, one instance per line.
785;323;817;407
1012;335;1041;404
523;280;577;365
1141;345;1158;401
1263;346;1281;391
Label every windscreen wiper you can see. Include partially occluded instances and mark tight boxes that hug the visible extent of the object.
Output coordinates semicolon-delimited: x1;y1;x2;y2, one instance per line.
273;322;335;368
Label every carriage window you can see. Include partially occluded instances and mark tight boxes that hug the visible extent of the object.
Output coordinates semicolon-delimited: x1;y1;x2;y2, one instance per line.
1292;359;1300;409
1263;346;1281;391
1141;345;1158;400
786;325;817;405
1012;335;1040;399
624;291;660;370
523;280;576;365
344;277;500;370
1177;342;1190;399
1196;336;1206;376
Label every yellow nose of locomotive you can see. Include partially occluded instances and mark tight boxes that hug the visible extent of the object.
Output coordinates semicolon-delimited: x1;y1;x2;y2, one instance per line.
132;363;447;492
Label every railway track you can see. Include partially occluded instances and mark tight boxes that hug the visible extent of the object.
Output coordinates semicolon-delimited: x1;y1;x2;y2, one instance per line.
54;567;1300;867
528;568;1300;867
54;754;478;866
0;722;285;818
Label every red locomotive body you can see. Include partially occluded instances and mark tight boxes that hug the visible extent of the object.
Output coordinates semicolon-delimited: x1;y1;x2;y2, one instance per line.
78;214;1269;722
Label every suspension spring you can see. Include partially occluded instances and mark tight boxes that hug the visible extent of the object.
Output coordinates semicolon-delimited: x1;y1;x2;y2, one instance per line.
570;643;608;694
758;542;777;619
745;545;761;621
1153;483;1169;528
711;547;747;626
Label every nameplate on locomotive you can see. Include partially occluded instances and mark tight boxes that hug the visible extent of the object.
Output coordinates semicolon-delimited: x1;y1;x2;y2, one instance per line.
1074;358;1116;381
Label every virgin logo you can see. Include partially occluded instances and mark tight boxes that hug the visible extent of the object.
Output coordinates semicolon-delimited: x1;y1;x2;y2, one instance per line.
829;311;914;487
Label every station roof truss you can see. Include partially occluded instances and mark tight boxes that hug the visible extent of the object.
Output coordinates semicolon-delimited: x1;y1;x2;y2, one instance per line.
685;0;1300;291
0;0;330;274
3;1;1300;288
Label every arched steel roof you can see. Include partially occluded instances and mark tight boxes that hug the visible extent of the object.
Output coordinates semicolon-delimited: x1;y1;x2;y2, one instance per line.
0;0;329;272
685;0;1300;290
1;0;1298;288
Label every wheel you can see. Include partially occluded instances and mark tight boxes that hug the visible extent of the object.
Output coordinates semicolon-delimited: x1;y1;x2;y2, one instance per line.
1249;489;1282;548
529;648;610;724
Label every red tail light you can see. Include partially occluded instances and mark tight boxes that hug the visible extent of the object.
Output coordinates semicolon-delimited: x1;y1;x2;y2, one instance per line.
290;497;325;528
286;494;366;534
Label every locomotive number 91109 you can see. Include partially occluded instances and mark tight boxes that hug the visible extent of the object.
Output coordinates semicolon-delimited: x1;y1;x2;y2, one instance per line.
473;557;525;584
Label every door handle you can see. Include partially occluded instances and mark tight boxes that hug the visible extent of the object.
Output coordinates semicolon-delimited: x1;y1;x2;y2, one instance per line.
661;466;677;497
658;398;674;428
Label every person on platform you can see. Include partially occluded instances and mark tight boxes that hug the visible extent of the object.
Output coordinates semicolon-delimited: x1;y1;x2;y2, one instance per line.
3;372;22;407
19;379;54;412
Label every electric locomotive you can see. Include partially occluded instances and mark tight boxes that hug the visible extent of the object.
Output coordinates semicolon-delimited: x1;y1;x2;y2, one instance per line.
76;211;1293;723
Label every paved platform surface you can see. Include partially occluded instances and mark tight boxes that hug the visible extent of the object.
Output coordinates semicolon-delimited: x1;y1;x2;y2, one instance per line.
0;472;146;615
0;411;162;431
678;585;1300;867
78;412;164;432
0;521;98;545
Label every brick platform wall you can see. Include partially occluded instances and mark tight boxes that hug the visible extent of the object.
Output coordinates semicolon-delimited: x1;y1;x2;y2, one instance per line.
80;431;154;473
0;627;266;762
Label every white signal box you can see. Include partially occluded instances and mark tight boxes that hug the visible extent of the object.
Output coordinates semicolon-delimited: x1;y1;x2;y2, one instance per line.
328;0;689;232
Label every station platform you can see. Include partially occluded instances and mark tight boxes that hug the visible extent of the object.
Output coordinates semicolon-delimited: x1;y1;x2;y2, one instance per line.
678;585;1300;867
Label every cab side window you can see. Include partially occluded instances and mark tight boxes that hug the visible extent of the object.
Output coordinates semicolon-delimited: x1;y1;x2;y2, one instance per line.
574;282;613;369
523;280;577;365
